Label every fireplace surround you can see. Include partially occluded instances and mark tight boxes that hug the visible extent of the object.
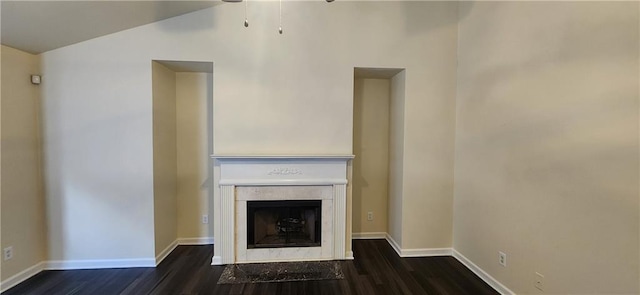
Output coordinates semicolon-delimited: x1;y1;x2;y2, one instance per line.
211;155;354;265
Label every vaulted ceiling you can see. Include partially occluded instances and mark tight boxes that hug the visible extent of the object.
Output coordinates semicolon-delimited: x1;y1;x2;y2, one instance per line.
1;0;222;54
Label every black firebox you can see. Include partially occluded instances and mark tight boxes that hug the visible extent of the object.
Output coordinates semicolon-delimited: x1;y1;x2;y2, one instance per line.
247;200;322;249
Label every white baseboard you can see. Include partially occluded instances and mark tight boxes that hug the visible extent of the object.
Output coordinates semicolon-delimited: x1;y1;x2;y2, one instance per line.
177;237;214;245
385;233;403;255
0;261;45;293
400;247;452;257
0;237;217;291
1;255;157;291
345;251;354;260
45;236;216;270
452;249;515;295
156;237;213;264
384;233;451;257
352;232;387;239
212;255;223;265
155;240;179;265
2;238;508;295
45;258;156;270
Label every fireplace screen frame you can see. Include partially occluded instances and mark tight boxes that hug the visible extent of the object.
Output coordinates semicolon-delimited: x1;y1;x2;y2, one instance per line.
246;200;322;249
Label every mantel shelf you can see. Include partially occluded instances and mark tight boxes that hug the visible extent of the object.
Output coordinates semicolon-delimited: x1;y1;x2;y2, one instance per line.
211;154;355;160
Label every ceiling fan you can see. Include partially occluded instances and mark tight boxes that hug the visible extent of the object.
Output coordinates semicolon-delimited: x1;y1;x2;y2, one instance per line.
223;0;334;2
222;0;335;33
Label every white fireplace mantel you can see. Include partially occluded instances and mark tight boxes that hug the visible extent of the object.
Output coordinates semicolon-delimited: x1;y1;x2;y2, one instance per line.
211;155;354;265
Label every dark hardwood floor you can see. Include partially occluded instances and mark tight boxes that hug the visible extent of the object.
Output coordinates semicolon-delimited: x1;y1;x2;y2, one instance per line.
3;240;498;295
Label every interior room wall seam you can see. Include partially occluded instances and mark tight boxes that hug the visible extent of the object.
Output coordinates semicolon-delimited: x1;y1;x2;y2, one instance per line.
451;0;462;250
35;52;49;262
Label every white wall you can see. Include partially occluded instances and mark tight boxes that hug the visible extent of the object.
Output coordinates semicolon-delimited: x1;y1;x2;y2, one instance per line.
40;1;459;262
152;62;178;256
388;71;406;246
41;49;156;260
0;45;47;281
352;78;389;234
454;2;639;293
176;72;213;239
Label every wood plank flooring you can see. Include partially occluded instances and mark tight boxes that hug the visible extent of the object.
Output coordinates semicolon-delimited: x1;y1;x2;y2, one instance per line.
3;240;498;295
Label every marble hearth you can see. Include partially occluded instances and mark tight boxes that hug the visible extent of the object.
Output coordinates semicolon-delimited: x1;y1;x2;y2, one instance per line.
211;155;354;265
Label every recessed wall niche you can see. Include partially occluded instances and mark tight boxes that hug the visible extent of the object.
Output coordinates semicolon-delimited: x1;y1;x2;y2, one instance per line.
352;68;405;239
151;60;213;258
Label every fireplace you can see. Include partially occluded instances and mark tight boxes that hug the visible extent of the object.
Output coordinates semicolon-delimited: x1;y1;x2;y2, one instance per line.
212;155;354;265
247;200;322;248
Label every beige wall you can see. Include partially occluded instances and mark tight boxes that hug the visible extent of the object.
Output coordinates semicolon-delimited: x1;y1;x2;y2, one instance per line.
388;71;406;246
3;3;635;293
454;2;639;294
152;62;177;256
352;78;390;234
176;72;212;239
0;45;46;281
401;10;458;249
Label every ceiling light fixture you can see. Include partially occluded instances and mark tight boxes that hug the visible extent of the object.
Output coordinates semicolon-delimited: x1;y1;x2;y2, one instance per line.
244;0;249;27
222;0;334;34
278;0;283;34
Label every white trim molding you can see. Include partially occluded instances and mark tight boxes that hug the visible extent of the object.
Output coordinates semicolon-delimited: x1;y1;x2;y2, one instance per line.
219;179;348;186
212;155;355;160
0;237;218;292
385;233;403;256
218;184;236;264
345;251;354;260
401;247;452;257
0;262;45;293
45;258;156;270
452;249;515;295
1;239;510;295
178;237;214;245
155;240;179;265
382;235;509;294
352;232;387;239
212;256;222;265
384;233;452;257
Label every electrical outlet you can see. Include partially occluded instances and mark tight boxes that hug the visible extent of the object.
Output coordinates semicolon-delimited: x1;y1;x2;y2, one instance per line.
202;214;209;224
498;251;507;267
3;246;13;261
534;272;544;291
367;211;373;221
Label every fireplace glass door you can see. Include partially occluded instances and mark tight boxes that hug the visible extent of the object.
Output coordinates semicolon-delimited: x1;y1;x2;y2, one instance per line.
247;200;321;249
